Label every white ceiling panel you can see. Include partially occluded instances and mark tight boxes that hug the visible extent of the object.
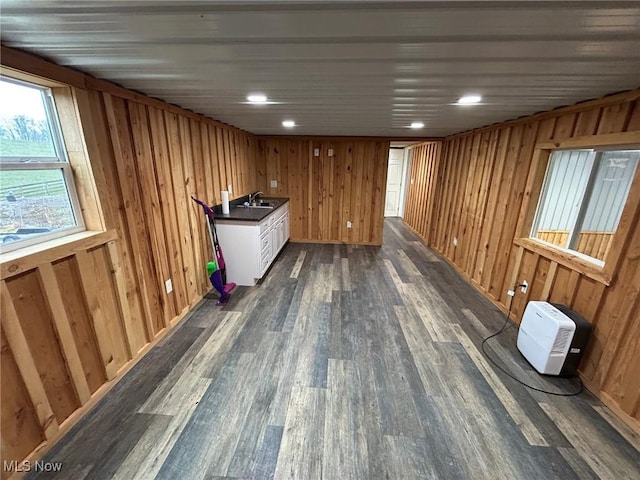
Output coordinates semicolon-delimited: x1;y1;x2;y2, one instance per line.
1;1;639;137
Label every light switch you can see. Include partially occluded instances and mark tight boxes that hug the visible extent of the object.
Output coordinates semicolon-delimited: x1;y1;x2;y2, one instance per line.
328;148;334;157
270;180;278;188
314;148;320;157
165;279;173;294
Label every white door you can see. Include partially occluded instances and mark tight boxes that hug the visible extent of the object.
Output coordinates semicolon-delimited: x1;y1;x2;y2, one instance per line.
385;148;405;217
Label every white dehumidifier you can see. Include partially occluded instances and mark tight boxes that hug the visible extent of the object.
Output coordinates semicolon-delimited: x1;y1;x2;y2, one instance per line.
517;301;592;377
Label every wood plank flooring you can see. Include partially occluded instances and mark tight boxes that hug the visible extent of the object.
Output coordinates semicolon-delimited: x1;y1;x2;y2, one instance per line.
28;218;640;479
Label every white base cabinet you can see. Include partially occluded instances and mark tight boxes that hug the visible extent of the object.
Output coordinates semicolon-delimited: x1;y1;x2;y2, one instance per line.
216;203;290;286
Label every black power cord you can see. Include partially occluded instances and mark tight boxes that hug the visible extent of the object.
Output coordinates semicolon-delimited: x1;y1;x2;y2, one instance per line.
480;285;584;397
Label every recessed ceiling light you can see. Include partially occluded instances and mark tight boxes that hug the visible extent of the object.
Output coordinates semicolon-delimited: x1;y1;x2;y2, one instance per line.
410;122;425;129
247;93;268;104
282;120;296;128
457;94;482;105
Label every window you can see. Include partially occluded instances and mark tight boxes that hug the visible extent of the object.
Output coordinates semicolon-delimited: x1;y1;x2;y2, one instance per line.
531;147;640;264
0;76;84;251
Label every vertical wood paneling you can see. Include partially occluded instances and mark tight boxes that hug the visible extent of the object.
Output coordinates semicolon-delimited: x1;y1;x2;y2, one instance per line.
451;136;470;258
359;142;373;241
403;89;640;429
200;123;214;203
590;223;640;388
287;140;303;240
331;142;342;241
467;131;498;275
1;325;45;477
36;263;92;405
371;141;387;244
222;129;233;192
74;249;120;379
190;117;210;293
350;142;363;242
553;113;577;140
208;125;223;203
1;53;264;471
474;128;508;284
529;256;551;302
148;106;186;316
499;121;540;305
52;256;106;393
164;111;197;309
105;241;138;359
178;115;204;303
403;148;415;227
5;273;78;423
487;126;522;300
339;142;353;242
104;94;160;341
86;91;149;339
403;142;441;245
437;139;457;249
90;246;132;365
127;101;173;328
458;134;481;266
627;99;640;131
1;282;59;438
574;107;602;137
598;102;633;134
259;138;389;244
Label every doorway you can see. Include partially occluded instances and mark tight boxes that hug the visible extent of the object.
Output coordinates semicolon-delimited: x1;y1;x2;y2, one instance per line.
385;147;409;217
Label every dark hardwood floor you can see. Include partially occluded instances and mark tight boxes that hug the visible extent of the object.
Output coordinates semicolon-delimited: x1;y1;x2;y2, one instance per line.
29;218;640;479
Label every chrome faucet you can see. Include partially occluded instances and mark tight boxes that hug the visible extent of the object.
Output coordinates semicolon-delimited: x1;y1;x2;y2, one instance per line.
249;191;263;204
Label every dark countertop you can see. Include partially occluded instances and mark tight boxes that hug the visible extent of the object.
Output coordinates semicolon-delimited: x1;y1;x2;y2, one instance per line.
214;197;289;222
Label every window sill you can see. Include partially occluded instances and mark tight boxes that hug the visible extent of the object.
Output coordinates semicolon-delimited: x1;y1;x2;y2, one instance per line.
1;229;118;280
514;237;611;286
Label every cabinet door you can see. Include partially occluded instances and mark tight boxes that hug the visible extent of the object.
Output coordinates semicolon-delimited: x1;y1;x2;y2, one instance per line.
260;230;271;267
278;218;285;250
270;224;278;261
273;219;280;254
284;213;290;241
275;220;282;252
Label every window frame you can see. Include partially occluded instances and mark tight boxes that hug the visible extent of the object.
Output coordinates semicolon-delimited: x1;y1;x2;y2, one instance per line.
515;131;640;286
0;75;85;253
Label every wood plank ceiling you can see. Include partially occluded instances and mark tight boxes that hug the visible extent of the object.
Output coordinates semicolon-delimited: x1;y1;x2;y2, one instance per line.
1;1;639;137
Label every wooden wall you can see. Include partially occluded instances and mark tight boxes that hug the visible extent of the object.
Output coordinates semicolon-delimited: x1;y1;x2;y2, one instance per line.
0;47;261;475
403;89;640;431
534;230;614;261
403;142;442;241
257;138;389;244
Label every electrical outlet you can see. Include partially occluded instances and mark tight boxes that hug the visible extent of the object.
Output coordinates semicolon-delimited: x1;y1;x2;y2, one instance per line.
228;184;233;195
520;280;528;293
453;237;458;247
314;148;320;157
347;221;352;229
270;179;278;188
507;289;515;297
328;148;334;157
165;279;173;294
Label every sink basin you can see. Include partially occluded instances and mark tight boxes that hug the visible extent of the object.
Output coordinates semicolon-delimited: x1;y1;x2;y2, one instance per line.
235;204;274;210
253;200;279;207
